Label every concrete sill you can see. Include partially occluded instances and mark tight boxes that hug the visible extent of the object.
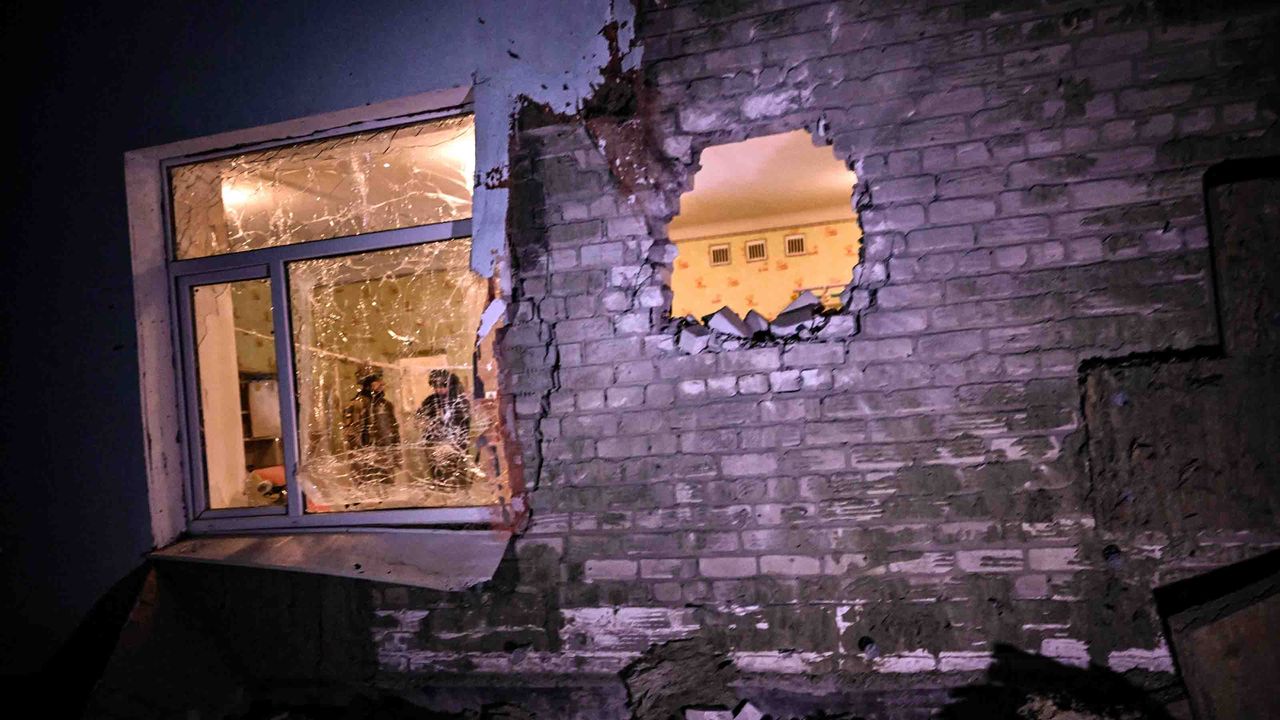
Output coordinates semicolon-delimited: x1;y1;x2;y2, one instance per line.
150;528;512;590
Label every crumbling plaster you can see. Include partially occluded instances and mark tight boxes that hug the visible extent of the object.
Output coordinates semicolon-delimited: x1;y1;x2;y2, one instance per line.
470;0;640;280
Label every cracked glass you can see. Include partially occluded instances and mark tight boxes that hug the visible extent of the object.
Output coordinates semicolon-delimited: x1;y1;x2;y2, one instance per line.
191;279;283;509
171;115;474;259
289;239;511;512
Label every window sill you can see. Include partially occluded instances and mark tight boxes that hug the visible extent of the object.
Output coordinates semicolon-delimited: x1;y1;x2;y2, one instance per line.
150;527;512;590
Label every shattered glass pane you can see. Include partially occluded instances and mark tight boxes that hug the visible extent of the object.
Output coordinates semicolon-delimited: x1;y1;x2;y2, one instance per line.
289;238;511;512
191;279;285;509
171;115;474;259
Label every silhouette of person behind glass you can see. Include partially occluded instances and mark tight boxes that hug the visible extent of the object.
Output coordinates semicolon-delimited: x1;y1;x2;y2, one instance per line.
416;369;471;490
342;364;401;486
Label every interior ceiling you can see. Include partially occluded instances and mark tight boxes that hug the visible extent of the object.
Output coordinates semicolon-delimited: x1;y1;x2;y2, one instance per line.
669;129;858;230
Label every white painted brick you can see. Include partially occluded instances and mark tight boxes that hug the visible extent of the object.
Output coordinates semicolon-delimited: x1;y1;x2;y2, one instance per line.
731;651;828;674
677;379;707;399
1028;546;1084;571
584;559;638;581
876;650;938;673
1109;644;1174;673
760;554;821;576
888;552;955;574
562;607;699;651
685;710;733;720
699;556;758;578
939;651;993;672
956;549;1025;573
1040;638;1089;668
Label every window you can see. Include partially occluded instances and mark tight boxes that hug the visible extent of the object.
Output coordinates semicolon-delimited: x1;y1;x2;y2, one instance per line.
709;244;731;266
128;89;519;542
784;233;807;256
745;238;767;262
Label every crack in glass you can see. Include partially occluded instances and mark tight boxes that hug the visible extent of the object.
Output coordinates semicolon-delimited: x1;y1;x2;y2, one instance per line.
289;239;510;512
171;115;474;259
174;112;511;516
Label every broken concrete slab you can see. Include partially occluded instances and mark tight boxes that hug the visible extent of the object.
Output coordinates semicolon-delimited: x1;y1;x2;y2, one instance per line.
781;290;822;314
475;297;508;344
744;309;770;335
678;322;711;353
734;701;766;720
839;283;857;308
817;313;856;339
706;306;751;337
770;305;819;336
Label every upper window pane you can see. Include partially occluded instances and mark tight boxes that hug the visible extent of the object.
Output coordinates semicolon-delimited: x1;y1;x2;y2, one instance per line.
170;114;475;259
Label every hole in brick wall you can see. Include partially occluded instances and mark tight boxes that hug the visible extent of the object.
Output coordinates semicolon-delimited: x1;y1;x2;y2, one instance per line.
667;129;861;341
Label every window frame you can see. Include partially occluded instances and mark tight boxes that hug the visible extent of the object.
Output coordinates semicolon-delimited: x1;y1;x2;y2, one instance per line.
744;238;767;263
784;233;807;257
127;87;508;542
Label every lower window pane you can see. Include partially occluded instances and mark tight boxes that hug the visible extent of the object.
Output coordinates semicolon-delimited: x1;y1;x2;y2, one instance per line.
289;238;510;512
191;279;284;510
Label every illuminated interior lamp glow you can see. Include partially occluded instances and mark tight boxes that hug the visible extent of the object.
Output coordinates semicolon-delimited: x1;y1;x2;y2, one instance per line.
220;184;255;207
439;129;476;167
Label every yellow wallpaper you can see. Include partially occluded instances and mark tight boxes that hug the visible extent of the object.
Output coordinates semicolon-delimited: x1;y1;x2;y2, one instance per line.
670;218;862;321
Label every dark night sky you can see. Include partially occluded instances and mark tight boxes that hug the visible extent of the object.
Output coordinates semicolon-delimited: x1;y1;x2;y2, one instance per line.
0;0;476;674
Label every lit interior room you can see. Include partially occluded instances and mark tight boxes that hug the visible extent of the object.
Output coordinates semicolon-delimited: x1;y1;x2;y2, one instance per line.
174;114;510;514
668;129;861;323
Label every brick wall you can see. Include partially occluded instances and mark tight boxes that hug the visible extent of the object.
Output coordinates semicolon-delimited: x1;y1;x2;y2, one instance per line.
374;1;1280;715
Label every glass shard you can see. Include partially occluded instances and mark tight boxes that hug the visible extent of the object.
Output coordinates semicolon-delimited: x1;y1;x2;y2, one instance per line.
171;115;474;259
191;278;284;509
288;238;510;512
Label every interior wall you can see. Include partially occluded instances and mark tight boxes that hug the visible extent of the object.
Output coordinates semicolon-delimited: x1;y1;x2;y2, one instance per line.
192;284;252;509
670;214;862;320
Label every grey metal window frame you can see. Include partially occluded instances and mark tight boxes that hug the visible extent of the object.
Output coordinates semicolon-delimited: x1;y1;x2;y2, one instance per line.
162;104;498;535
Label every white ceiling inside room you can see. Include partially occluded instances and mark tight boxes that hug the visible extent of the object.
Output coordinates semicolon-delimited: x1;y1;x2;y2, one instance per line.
669;129;858;236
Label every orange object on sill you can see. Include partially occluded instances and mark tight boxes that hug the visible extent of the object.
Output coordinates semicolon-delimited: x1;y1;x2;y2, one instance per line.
249;465;331;513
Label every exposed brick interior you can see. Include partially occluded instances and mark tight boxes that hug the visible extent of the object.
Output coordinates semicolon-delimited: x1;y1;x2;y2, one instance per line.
64;1;1280;717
